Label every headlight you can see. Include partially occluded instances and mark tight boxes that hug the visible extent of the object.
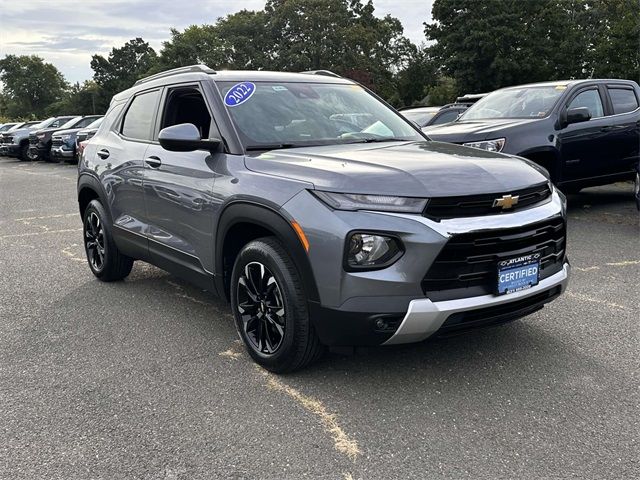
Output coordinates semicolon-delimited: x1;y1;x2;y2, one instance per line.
313;191;428;213
37;134;45;139
463;138;506;152
346;232;403;270
61;134;71;142
86;131;96;140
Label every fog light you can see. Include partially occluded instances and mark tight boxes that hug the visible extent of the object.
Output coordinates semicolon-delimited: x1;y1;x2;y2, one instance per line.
346;232;402;270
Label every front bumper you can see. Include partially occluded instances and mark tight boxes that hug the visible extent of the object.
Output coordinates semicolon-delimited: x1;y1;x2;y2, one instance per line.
383;262;570;345
51;146;74;158
284;187;569;346
0;144;19;156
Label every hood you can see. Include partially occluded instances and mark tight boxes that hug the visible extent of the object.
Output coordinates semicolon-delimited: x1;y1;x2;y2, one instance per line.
36;126;66;135
5;126;35;138
53;128;82;136
245;141;548;197
424;118;543;143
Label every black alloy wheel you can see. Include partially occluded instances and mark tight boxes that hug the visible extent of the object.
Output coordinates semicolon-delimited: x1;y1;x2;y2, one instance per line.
84;211;105;272
236;261;286;355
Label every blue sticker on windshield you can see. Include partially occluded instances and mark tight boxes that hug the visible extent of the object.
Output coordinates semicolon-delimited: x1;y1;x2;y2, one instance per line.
224;82;256;107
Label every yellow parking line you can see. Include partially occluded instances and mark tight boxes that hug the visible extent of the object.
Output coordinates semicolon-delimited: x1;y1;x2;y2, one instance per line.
260;369;361;461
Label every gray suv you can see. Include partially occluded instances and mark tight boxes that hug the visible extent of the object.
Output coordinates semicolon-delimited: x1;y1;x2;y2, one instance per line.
78;65;570;372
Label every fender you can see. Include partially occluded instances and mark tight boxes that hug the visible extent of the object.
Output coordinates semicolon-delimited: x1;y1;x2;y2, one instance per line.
215;201;320;303
77;173;111;220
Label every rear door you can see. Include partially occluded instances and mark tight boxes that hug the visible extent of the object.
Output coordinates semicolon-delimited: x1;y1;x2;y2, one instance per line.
96;88;161;260
557;85;611;182
143;82;220;288
601;84;640;177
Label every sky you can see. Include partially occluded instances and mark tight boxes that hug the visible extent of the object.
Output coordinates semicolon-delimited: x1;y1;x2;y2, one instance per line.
0;0;433;84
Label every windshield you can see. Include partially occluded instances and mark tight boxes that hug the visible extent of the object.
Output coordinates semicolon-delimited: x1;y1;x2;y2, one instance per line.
85;118;103;129
461;86;566;120
219;81;423;149
59;117;82;129
33;117;56;129
401;109;439;126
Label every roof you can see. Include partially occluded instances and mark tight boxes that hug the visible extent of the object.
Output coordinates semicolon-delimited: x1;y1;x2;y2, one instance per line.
113;65;354;103
501;79;638;90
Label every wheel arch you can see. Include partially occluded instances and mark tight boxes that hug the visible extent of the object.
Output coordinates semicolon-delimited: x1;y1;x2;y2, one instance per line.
77;174;110;221
215;201;320;304
519;147;561;183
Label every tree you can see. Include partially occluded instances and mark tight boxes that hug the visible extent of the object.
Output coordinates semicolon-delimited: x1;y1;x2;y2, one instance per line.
586;0;640;81
0;55;68;119
425;0;592;93
158;1;415;100
424;76;458;106
46;81;101;116
91;38;158;111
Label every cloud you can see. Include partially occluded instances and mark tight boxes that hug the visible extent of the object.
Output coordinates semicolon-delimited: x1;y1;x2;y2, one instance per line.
0;0;432;83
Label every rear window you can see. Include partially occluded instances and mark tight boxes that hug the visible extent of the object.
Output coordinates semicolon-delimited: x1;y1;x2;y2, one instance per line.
608;88;639;114
121;90;160;140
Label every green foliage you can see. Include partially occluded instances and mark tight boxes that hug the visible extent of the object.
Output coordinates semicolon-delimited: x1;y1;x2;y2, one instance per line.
586;0;640;80
45;81;101;116
0;55;68;119
91;38;158;111
158;0;415;100
1;0;639;119
424;76;458;106
426;0;640;94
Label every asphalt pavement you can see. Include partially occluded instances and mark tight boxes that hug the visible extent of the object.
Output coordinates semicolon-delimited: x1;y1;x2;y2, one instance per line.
0;156;638;479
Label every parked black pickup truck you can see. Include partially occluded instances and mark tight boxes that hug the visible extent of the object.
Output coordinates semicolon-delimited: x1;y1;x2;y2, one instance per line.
425;80;640;192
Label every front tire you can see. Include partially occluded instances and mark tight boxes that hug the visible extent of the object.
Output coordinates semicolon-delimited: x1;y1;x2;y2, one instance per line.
230;237;323;373
83;200;133;281
18;143;29;161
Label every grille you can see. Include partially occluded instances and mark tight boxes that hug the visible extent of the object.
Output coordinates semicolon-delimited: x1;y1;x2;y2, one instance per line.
423;216;566;301
51;137;63;147
423;183;552;221
1;135;13;144
29;133;38;145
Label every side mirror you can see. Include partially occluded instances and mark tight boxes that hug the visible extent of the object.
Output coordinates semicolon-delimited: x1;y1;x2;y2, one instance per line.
565;107;591;126
158;123;221;152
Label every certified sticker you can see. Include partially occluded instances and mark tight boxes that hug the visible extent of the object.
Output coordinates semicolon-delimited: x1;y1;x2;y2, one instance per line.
224;82;256;107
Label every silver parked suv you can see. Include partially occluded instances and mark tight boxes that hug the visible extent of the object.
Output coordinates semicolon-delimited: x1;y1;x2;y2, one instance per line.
78;65;570;372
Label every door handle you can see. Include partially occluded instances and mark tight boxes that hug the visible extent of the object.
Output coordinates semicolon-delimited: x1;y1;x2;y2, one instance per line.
145;156;162;168
97;149;110;159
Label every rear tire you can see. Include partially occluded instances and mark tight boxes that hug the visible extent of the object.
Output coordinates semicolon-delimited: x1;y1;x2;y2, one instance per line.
83;200;133;281
230;237;324;373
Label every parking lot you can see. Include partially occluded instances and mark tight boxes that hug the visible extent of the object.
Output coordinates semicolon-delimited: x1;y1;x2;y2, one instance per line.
0;156;638;479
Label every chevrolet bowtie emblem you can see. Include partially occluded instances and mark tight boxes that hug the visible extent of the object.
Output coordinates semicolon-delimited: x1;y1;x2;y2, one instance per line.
493;194;520;210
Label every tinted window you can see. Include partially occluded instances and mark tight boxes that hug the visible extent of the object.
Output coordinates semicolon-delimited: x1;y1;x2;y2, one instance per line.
608;88;639;114
431;110;461;125
568;90;604;118
74;117;101;129
122;90;160;140
161;87;212;139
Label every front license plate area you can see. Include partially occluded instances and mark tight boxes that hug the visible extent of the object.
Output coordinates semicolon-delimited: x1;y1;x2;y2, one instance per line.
497;253;541;295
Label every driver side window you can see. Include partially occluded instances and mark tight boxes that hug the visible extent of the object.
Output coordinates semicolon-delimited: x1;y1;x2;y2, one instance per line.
568;90;604;118
160;86;212;139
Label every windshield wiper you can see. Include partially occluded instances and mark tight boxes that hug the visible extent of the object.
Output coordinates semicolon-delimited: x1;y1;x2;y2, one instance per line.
343;137;407;144
245;143;298;151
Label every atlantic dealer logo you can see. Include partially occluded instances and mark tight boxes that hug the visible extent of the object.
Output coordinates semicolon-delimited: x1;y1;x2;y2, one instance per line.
493;194;520;210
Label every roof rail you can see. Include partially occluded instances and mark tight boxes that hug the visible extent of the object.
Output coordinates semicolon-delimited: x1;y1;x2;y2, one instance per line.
134;64;215;86
300;70;342;78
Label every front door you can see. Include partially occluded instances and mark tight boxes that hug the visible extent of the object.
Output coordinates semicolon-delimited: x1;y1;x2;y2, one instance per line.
558;86;611;183
143;84;220;290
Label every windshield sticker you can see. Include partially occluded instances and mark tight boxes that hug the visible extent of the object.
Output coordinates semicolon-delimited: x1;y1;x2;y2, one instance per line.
224;82;256;107
272;86;288;92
